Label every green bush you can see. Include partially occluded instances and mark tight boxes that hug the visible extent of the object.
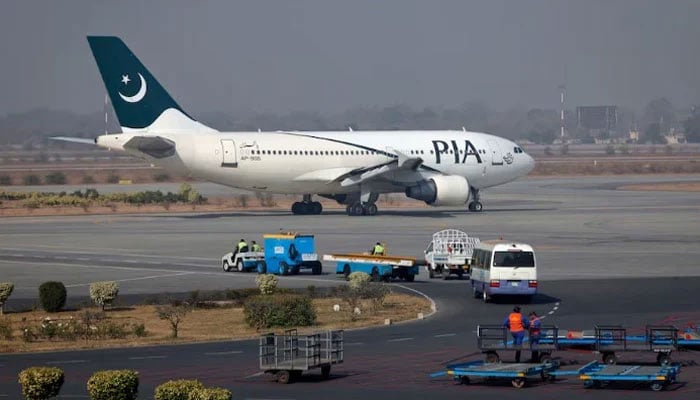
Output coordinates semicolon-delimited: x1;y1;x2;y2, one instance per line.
38;281;66;313
44;172;66;185
89;281;119;311
348;272;371;290
86;370;138;400
18;367;65;400
188;387;232;400
153;173;170;182
0;282;14;314
106;174;120;184
255;274;278;295
23;175;41;185
154;379;204;400
0;174;12;185
244;295;316;330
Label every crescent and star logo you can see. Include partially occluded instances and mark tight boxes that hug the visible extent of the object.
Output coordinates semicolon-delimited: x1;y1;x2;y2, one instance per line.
118;73;147;103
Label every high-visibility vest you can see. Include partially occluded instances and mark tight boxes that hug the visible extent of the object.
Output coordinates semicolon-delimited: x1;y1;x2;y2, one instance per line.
251;244;261;252
508;313;525;332
237;241;248;251
373;245;384;255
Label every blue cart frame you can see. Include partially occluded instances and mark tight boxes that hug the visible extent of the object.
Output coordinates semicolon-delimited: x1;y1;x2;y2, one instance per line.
430;360;560;389
551;361;681;391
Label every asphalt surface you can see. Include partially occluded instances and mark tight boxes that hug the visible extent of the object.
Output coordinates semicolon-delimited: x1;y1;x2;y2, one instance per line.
1;175;700;399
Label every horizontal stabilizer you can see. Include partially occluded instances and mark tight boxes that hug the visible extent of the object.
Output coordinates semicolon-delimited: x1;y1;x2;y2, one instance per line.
50;136;97;145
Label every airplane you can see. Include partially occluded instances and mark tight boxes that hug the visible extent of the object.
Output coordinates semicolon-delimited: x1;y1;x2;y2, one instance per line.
54;36;535;216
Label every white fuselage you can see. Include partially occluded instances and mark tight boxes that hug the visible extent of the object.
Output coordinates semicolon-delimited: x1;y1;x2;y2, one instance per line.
97;129;534;196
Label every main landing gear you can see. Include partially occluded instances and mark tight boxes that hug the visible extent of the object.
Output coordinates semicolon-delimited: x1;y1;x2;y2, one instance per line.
346;202;378;216
291;194;322;215
467;187;483;212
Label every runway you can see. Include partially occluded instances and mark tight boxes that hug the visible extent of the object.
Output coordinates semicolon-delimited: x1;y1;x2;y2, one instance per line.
1;175;700;398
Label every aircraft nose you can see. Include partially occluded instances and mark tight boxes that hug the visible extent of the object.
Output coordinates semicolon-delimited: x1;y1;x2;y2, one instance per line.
523;152;535;174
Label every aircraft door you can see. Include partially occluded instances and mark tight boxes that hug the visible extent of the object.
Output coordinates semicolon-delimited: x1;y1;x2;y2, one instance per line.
487;140;503;165
220;139;238;167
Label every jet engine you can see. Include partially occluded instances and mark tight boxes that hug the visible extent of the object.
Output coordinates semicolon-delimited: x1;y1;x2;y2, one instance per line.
405;175;470;206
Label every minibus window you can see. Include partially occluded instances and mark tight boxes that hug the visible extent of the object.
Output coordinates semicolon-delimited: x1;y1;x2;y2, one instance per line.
493;251;534;267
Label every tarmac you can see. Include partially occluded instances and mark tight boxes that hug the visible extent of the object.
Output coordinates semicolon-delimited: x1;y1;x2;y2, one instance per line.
1;175;700;399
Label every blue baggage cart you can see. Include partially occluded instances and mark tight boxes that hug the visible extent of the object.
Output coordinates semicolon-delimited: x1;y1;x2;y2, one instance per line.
263;233;322;275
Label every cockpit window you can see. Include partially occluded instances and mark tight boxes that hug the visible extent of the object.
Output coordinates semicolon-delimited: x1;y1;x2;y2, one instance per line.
513;147;524;154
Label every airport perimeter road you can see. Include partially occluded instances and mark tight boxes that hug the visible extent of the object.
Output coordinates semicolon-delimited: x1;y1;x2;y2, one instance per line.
1;278;700;399
1;175;700;398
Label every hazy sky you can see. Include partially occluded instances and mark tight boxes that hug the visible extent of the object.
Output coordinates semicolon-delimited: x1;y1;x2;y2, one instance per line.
1;0;699;116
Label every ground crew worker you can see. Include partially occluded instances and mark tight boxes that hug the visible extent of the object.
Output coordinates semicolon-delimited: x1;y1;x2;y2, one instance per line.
503;306;529;362
371;242;385;256
234;238;248;257
251;240;261;252
528;311;542;362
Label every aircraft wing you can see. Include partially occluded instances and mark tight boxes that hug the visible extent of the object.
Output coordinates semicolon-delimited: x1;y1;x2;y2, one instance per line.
292;149;433;188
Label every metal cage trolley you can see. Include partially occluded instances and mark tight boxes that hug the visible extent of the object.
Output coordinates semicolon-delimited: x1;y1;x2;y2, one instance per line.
477;324;559;363
259;329;344;384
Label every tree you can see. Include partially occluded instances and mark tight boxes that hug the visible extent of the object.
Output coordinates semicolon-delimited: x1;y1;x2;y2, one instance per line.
155;304;191;338
684;110;700;143
643;122;666;144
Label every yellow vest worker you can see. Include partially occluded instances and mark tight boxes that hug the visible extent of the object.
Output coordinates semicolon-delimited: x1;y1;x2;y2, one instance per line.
251;241;261;252
372;242;385;255
237;239;248;252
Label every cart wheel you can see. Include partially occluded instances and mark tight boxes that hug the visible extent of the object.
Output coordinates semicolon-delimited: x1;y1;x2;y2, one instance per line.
459;376;470;385
236;259;244;272
485;351;499;363
371;268;380;282
321;365;331;379
222;261;231;272
657;352;670;366
583;380;597;389
257;261;267;274
428;268;435;279
602;352;617;365
511;378;525;389
472;285;480;299
276;370;291;384
482;290;490;303
650;382;664;392
280;261;289;276
539;353;553;364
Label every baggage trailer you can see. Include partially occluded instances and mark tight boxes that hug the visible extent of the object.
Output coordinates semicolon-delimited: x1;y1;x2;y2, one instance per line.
552;325;678;366
263;233;322;275
477;324;559;363
550;361;681;391
424;229;480;279
259;329;344;384
324;253;420;282
430;360;560;389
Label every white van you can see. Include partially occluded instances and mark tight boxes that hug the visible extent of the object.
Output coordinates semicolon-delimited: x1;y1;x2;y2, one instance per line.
470;240;537;303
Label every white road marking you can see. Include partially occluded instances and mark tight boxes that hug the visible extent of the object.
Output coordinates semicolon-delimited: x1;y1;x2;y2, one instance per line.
65;272;195;288
205;351;243;356
128;355;166;360
0;245;215;261
245;372;265;379
77;257;90;261
123;260;139;263
387;337;414;342
434;333;457;338
55;256;67;259
392;283;437;316
46;359;88;364
345;342;364;346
